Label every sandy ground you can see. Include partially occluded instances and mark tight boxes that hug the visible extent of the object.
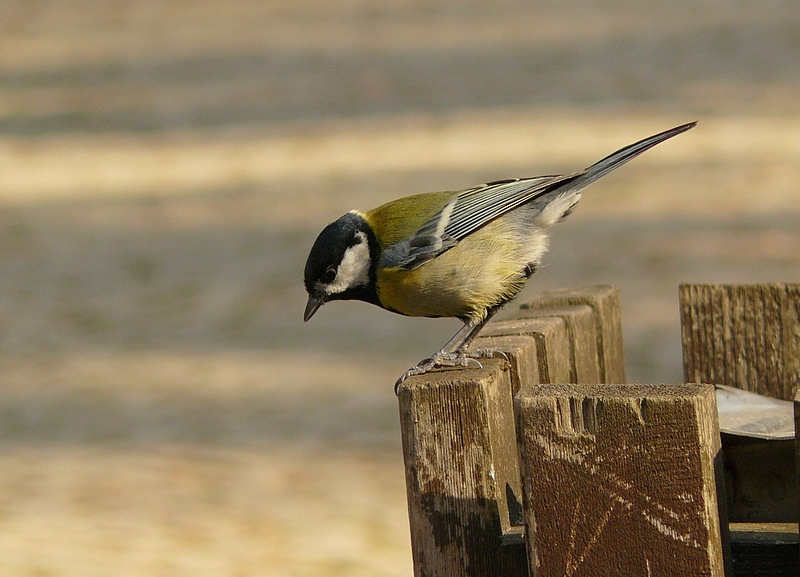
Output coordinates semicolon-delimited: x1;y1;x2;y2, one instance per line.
1;1;800;575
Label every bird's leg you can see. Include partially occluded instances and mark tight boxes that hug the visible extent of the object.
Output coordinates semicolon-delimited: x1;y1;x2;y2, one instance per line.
453;307;513;366
394;322;482;392
394;306;508;393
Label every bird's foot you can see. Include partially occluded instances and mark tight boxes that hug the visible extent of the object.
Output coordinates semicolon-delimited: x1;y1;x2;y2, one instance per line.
394;348;508;394
394;352;481;393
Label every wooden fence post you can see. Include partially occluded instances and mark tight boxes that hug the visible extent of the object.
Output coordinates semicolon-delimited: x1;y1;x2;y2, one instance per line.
515;305;601;385
514;383;726;577
680;283;800;575
679;284;800;401
397;286;627;576
479;316;571;385
470;334;540;396
796;391;800;575
519;285;626;384
397;359;528;577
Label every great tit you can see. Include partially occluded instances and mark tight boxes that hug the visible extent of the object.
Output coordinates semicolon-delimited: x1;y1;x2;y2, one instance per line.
304;122;695;389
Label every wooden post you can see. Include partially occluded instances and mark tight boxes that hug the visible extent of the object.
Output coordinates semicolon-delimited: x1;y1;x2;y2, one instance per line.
515;383;726;577
519;285;626;384
397;287;629;575
681;283;800;572
796;390;800;574
397;359;528;577
471;334;540;396
480;316;571;385
680;284;800;401
515;305;601;385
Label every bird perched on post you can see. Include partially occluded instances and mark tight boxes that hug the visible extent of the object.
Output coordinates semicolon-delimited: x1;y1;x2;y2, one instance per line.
304;122;695;390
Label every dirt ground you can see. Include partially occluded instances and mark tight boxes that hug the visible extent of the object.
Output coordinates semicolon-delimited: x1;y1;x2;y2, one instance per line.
1;1;799;575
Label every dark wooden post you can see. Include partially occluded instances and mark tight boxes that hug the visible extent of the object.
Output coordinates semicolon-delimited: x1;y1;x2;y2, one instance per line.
514;383;726;577
519;285;626;384
679;283;800;401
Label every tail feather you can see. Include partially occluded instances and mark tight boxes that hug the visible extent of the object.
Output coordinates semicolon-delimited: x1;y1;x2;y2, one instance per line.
572;121;696;190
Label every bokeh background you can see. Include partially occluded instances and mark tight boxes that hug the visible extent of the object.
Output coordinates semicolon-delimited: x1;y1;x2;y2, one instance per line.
1;1;799;575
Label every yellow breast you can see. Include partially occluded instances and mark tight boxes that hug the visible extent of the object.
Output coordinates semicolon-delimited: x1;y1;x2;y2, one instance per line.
376;217;530;322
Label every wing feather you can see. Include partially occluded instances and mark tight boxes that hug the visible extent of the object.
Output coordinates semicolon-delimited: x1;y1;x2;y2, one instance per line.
379;174;578;269
443;174;580;240
379;121;696;271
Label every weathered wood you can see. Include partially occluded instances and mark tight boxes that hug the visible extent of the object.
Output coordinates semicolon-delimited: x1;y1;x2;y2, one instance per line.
480;316;571;385
515;383;726;577
516;304;601;385
680;284;800;401
730;522;800;544
397;359;528;577
471;334;540;396
729;523;799;577
519;285;626;384
796;391;800;574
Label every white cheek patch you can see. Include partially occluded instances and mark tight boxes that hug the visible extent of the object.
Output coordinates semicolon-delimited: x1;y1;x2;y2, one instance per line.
324;231;371;294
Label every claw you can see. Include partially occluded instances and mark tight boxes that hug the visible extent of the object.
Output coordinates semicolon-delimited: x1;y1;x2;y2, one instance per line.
461;357;484;369
466;348;509;361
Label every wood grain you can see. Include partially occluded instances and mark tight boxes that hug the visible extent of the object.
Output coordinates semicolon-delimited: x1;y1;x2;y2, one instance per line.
397;359;527;577
515;383;725;577
519;285;626;384
471;334;540;396
515;304;601;385
680;284;800;401
481;316;571;385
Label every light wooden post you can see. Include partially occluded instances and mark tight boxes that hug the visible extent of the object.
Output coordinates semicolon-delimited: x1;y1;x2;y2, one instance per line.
796;390;800;574
681;283;800;573
471;334;540;396
480;316;571;385
515;383;726;577
397;359;528;577
519;285;626;384
398;286;628;576
680;283;800;401
515;305;601;385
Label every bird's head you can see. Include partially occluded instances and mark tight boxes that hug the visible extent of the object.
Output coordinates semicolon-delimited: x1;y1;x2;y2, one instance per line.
303;211;378;321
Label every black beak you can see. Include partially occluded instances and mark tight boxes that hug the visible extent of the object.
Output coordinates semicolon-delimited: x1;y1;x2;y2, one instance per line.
304;292;326;322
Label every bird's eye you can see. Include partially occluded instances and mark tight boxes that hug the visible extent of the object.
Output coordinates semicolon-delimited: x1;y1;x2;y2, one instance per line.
321;268;336;284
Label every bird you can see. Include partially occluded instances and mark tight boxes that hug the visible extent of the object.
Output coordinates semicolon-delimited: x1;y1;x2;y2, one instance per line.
304;122;696;390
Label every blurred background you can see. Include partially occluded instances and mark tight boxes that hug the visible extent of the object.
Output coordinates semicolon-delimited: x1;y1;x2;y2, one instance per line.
0;1;799;575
